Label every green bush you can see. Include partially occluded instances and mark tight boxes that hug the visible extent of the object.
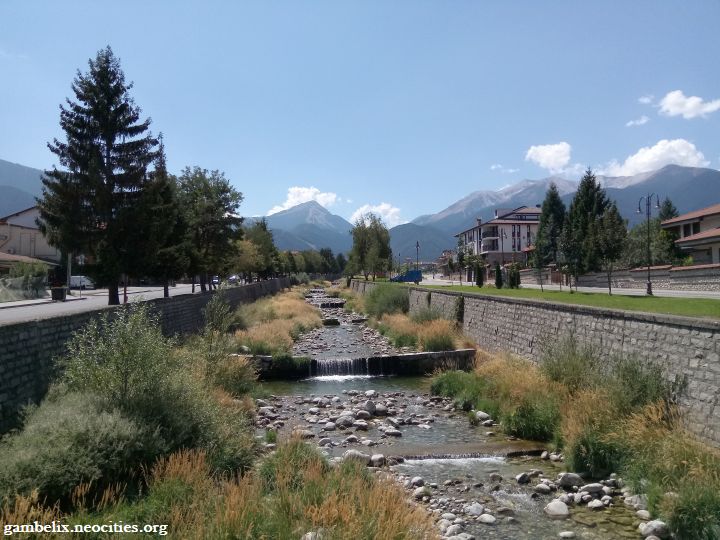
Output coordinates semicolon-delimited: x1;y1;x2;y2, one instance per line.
364;284;409;318
264;354;312;379
58;303;256;473
606;355;674;415
0;392;161;506
430;371;501;419
503;397;561;441
667;482;720;540
494;263;503;289
564;428;623;478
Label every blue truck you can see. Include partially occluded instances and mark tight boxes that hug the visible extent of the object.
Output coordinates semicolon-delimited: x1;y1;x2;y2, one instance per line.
390;269;422;284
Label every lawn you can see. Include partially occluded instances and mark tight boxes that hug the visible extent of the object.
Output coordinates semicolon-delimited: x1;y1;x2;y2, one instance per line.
419;284;720;320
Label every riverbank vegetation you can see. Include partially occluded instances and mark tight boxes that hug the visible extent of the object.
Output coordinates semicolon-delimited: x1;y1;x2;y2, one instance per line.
340;284;470;352
234;287;323;355
430;337;720;539
0;292;433;539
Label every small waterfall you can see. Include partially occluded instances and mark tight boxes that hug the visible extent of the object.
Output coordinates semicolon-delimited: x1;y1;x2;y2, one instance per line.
313;357;370;377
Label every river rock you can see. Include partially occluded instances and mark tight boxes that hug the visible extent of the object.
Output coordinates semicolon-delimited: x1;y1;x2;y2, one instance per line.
411;476;425;487
464;502;484;516
413;486;431;500
370;453;385;467
580;483;603;493
375;404;388;416
558;533;576;539
352;420;369;430
301;531;323;540
516;472;531;484
336;415;354;427
318;437;331;446
544;500;570;519
638;520;670;539
535;483;552;495
625;494;648;510
292;429;315;439
343;449;371;465
323;422;336;431
355;410;372;420
475;410;491;421
587;499;605;510
488;473;503;483
636;510;651;520
441;513;457;520
385;428;402;437
365;390;377;398
478;514;496;525
445;524;463;536
362;400;376;414
558;472;583;488
343;434;358;443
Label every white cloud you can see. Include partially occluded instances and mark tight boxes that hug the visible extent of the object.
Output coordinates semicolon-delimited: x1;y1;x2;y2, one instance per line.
490;164;519;174
638;94;654;105
525;142;572;173
600;139;709;177
267;186;338;215
350;203;404;227
658;90;720;119
625;115;649;127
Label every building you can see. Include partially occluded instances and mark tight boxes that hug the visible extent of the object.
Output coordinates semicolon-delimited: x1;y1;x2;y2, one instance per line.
661;203;720;265
455;206;541;266
0;207;61;264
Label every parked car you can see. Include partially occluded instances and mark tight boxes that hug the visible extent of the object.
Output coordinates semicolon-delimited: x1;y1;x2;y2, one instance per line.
211;275;220;285
69;275;95;289
228;274;239;284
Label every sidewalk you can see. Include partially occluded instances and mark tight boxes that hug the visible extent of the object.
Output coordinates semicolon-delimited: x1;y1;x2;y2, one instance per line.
0;294;86;310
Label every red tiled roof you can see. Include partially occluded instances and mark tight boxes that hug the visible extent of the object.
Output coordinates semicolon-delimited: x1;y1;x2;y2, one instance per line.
670;263;720;272
675;227;720;244
662;203;720;226
0;252;58;265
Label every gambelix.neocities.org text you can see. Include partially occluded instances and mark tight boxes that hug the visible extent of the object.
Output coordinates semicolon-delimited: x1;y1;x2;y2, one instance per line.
4;521;168;536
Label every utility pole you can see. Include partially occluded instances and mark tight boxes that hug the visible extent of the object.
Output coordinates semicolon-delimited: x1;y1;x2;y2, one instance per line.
416;241;419;271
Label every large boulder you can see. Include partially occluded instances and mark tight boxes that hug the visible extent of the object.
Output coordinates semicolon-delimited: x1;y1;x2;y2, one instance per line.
558;472;584;488
544;499;570;519
343;449;371;466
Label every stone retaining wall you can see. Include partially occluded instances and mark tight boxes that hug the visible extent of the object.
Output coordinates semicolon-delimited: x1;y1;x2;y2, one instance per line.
0;278;291;433
350;279;720;446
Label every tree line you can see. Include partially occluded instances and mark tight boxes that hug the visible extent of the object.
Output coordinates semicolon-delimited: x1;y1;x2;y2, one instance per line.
38;47;345;305
532;168;681;293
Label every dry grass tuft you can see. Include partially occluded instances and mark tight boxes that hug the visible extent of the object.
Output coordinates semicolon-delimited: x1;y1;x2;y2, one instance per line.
1;490;61;527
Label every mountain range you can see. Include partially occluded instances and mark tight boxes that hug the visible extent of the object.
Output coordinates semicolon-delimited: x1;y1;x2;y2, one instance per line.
2;157;719;261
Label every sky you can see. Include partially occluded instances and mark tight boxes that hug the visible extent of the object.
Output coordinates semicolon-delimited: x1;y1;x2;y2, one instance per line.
1;1;719;226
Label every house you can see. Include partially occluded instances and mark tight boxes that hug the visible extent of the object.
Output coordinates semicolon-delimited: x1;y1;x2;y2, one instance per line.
0;207;61;264
661;203;720;265
455;206;541;267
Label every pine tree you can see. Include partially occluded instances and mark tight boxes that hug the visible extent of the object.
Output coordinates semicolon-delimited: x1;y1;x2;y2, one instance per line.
494;262;503;289
535;182;567;265
659;197;679;222
39;46;158;305
563;168;610;278
597;202;627;295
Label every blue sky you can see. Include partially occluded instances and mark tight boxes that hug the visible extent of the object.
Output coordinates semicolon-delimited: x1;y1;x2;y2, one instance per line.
1;1;719;225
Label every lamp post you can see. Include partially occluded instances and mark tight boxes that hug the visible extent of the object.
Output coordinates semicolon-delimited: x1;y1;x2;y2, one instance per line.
637;193;661;296
416;241;419;271
500;229;507;264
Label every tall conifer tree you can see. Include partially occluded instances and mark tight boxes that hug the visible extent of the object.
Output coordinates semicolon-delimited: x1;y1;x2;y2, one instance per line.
39;46;158;305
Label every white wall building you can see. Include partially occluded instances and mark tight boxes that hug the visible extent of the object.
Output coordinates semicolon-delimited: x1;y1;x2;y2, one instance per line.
661;203;720;265
0;207;61;263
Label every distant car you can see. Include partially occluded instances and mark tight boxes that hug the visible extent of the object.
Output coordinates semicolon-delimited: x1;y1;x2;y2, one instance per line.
211;275;220;285
69;275;95;289
228;274;239;284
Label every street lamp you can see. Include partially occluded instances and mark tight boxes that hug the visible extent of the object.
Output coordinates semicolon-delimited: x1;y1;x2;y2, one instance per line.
500;229;507;264
637;194;661;296
416;241;420;271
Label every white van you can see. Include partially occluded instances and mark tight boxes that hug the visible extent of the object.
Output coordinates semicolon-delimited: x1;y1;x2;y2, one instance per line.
69;275;95;289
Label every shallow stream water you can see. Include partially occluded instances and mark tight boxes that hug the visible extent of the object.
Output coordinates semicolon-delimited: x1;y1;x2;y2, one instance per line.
258;288;642;539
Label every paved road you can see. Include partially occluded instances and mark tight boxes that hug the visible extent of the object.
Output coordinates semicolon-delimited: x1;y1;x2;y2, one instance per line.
0;284;197;326
418;275;720;299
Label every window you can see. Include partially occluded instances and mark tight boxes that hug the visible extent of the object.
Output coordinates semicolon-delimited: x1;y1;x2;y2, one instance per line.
693;222;700;235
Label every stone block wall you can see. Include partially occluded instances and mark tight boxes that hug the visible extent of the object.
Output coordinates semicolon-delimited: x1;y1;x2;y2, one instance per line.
0;278;290;433
350;279;720;446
